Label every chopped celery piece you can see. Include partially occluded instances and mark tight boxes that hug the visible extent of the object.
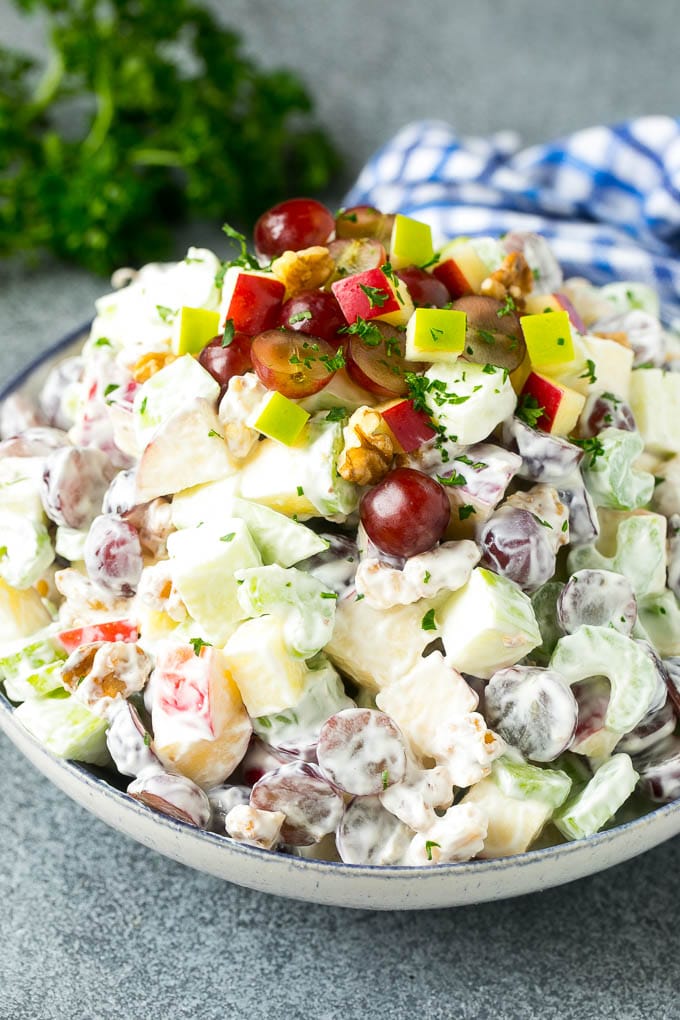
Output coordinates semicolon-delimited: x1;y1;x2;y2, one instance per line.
554;754;638;840
15;693;110;765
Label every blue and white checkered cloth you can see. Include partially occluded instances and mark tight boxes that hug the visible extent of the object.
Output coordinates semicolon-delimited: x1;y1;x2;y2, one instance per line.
345;117;680;321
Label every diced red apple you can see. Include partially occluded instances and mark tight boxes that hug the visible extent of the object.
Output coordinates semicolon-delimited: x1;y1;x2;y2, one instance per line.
380;399;437;452
135;398;236;503
219;267;285;335
331;267;414;327
432;241;489;298
151;642;252;788
520;372;586;436
523;292;586;333
57;619;138;653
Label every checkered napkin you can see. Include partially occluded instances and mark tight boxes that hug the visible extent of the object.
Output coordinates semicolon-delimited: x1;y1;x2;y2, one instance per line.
344;117;680;321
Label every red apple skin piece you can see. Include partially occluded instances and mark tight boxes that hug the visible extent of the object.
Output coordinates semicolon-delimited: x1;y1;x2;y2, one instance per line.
224;273;286;335
432;258;473;299
331;267;401;324
57;619;138;653
380;399;437;452
520;372;584;435
555;293;587;334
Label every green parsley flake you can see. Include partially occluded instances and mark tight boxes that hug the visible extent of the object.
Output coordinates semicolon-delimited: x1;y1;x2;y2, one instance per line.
423;570;431;584
430;327;444;344
289;310;313;324
139;396;148;415
579;359;597;385
325;407;348;422
222;319;235;347
143;732;151;747
516;394;545;429
189;637;212;655
207;429;223;440
425;840;441;861
436;471;466;487
458;504;476;521
93;337;112;347
104;383;119;397
359;283;389;308
297;485;304;496
220;533;236;542
382;769;390;790
421;609;437;631
320;592;338;600
156;304;176;323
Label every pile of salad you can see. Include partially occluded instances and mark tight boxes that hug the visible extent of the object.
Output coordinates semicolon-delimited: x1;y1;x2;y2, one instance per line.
2;197;680;867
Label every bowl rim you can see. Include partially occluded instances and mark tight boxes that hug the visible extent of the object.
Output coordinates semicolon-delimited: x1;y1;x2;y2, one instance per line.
1;321;678;880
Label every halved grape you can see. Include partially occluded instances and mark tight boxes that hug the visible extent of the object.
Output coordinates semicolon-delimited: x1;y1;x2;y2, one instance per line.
451;295;525;371
634;735;680;803
557;569;637;635
335;205;394;243
128;770;212;827
360;467;450;558
336;795;412;865
198;333;253;394
250;761;344;845
579;392;636;437
396;265;450;308
41;446;116;529
345;322;418;397
278;290;346;348
327;238;386;278
317;708;407;796
254;198;335;259
479;506;556;591
251;328;339;398
84;514;143;598
485;665;578;762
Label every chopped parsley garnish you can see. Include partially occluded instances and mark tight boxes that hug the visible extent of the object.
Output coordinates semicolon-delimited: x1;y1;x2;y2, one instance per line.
289;310;313;324
561;519;569;532
516;393;545;428
340;316;383;347
381;769;390;790
430;327;445;344
455;454;487;470
476;328;497;345
156;305;176;323
355;593;365;602
532;267;540;280
482;363;498;374
336;209;357;223
220;532;235;542
497;294;516;317
625;288;644;310
601;392;622;406
359;283;389;308
143;733;151;747
93;337;112;347
579;359;598;385
425;840;440;861
221;222;259;270
320;349;346;373
458;504;476;521
532;515;553;529
320;592;338;599
571;436;606;465
189;637;212;655
556;337;565;346
297;485;304;496
419;253;439;270
207;429;223;439
423;570;431;584
421;609;437;631
436;471;466;487
325;407;348;422
103;383;119;397
222;319;235;347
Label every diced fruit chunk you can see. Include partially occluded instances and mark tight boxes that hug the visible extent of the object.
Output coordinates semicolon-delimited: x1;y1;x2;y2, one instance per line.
554;754;638;839
405;307;466;362
520;372;585;436
252;390;310;446
520;310;575;369
133;354;220;448
432;240;488;297
423;361;517;445
219;267;285;334
172;306;221;356
629;368;680;455
389;214;434;270
380;399;436;452
223;615;309;716
331;267;414;327
56;619;138;653
0;577;51;643
15;693;109;765
152;643;252;788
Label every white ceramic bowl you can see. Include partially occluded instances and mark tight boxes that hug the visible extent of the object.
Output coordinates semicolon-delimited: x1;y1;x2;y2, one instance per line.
1;326;679;909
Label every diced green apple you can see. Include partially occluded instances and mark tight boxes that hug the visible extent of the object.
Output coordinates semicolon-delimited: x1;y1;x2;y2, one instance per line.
135;399;236;503
223;615;309;716
629;368;680;455
601;281;660;318
252;390;310;446
389;214;434;270
252;657;354;747
133;354;220;448
229;498;328;566
172;306;221;356
405;307;466;363
171;476;241;529
438;567;541;678
520;310;575;369
423;361;517;445
167;519;262;645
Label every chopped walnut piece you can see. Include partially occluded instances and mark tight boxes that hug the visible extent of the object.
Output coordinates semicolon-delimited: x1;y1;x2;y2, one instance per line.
62;640;152;715
270;246;335;298
337;406;395;485
480;252;533;309
132;351;178;383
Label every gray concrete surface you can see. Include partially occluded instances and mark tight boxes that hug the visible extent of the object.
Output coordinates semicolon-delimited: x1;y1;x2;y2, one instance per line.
2;1;680;1017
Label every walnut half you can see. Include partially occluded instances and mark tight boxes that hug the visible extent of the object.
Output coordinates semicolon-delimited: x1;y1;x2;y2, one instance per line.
337;406;395;486
480;252;533;308
270;246;335;298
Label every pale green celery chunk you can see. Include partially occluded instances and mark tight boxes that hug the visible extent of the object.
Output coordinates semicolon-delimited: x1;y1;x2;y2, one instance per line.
230;498;328;567
554;753;638;839
252;658;354;747
492;755;572;811
581;427;654;511
636;589;680;656
530;581;565;665
15;692;110;765
551;625;659;734
235;564;336;659
0;631;66;702
567;513;666;598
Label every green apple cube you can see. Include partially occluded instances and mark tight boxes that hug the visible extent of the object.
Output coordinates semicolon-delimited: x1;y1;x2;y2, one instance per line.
439;567;541;678
223;615;309;716
550;625;659;734
252;656;353;745
637;589;680;656
238;416;359;519
581;427;654;511
520;310;575;368
629;368;680;455
253;390;310;446
230;498;328;566
554;753;638;840
568;512;666;598
405;307;466;363
15;691;110;765
236;564;336;658
423;361;517;445
172;306;221;356
167;519;262;645
0;512;54;590
389;213;434;270
463;755;570;857
133;354;220;447
0;630;66;702
170;476;241;529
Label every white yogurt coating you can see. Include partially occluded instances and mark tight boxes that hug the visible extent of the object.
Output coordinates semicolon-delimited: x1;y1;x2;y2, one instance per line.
3;220;680;867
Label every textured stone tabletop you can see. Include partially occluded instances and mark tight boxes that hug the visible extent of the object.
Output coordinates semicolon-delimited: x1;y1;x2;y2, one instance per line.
2;0;680;1017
